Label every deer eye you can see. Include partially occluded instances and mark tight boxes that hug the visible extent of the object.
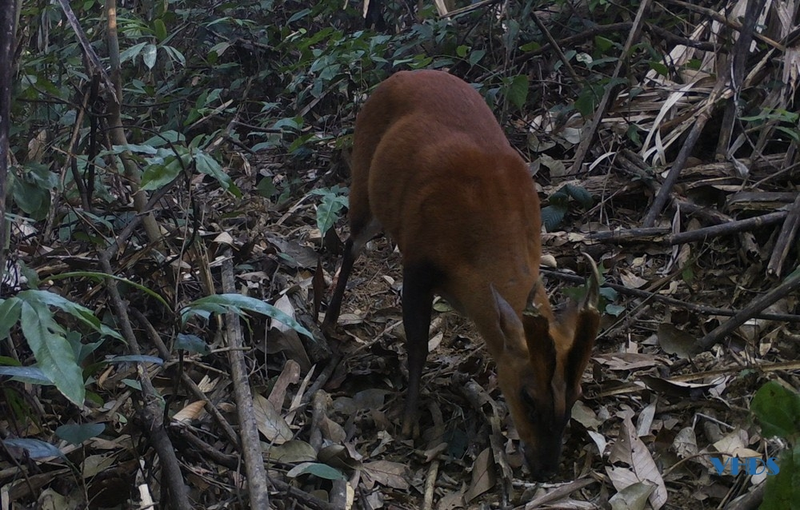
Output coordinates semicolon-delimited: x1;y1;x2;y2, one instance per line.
521;389;537;414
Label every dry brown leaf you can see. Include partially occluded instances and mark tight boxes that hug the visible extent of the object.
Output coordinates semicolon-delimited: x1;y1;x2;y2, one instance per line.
321;416;346;443
608;417;668;509
657;323;701;358
620;270;648;289
264;440;317;464
437;486;465;510
609;481;656;510
212;232;234;246
171;400;205;423
464;447;495;503
713;429;760;459
672;427;698;459
571;400;602;429
268;359;301;410
594;352;659;371
362;460;409;490
252;393;293;444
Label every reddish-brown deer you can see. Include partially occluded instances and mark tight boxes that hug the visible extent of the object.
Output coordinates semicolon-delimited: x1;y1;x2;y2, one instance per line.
323;70;600;480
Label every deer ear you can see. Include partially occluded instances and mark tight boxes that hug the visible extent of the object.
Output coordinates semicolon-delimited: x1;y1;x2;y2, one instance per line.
522;312;557;384
565;254;602;395
490;285;524;355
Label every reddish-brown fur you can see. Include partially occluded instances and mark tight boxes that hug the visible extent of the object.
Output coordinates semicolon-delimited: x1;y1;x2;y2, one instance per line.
323;70;600;480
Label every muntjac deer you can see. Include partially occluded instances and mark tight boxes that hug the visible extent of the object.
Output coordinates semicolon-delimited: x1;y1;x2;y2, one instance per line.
323;70;600;480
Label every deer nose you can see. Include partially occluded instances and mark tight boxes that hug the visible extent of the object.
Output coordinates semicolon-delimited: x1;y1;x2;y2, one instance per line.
523;442;562;481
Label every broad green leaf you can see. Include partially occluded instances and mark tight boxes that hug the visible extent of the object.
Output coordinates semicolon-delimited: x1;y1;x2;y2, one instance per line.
751;381;800;440
506;74;529;109
19;290;122;340
163;46;186;66
564;184;593;208
3;438;64;459
195;152;241;197
594;36;615;53
286;462;346;481
210;42;231;57
153;19;167;42
143;43;158;69
111;143;158;155
181;294;312;338
316;193;348;235
175;333;210;355
119;42;147;64
141;162;181;190
56;423;105;445
0;366;53;385
20;301;84;406
287;8;310;23
0;298;21;340
11;179;50;220
468;49;486;67
540;205;567;232
761;445;800;510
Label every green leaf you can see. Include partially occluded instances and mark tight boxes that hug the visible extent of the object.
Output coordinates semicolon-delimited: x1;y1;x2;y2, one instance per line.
761;445;800;510
751;381;800;440
142;162;181;190
506;74;529;110
649;61;669;78
594;36;614;53
540;205;567;231
56;423;105;445
519;41;540;52
3;438;64;459
18;290;122;340
175;333;210;355
316;193;348;235
153;19;167;42
195;152;241;197
119;42;147;64
468;49;485;67
108;355;164;365
47;271;170;314
286;462;346;481
599;286;617;301
181;294;313;339
143;43;158;69
287;8;311;23
256;177;278;198
11;179;50;220
563;184;593;208
0;298;22;340
574;92;596;117
163;45;186;66
0;366;53;385
20;300;84;406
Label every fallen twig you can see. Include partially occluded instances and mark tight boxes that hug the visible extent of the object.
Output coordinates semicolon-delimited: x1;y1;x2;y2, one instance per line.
130;308;240;447
541;268;800;323
221;250;270;508
698;268;800;351
567;210;788;246
767;192;800;277
99;249;191;510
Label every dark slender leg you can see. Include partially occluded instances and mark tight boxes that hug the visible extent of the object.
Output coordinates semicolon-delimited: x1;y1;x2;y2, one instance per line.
401;262;437;437
322;238;358;331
